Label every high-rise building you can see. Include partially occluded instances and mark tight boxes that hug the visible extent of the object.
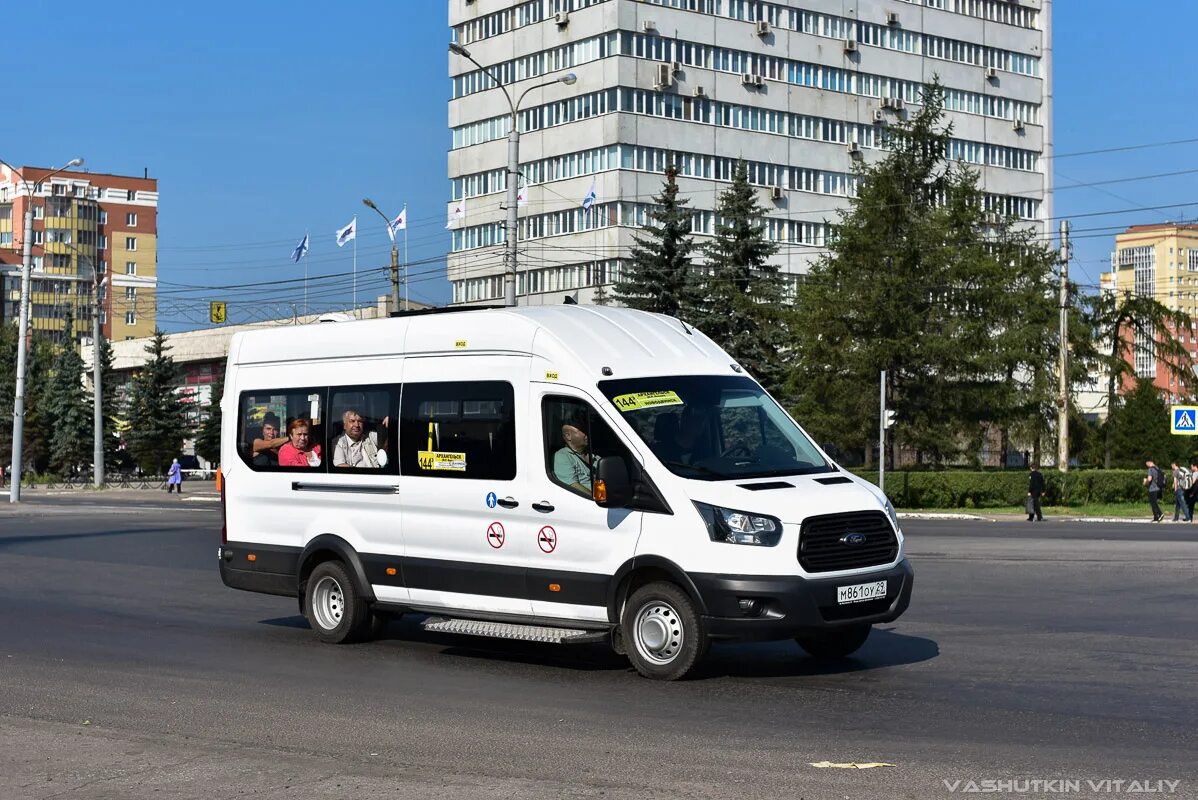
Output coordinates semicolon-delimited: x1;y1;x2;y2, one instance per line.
1098;223;1198;402
447;0;1053;306
0;166;159;343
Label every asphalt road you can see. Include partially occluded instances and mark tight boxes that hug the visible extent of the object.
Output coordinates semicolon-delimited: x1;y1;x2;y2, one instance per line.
0;498;1195;799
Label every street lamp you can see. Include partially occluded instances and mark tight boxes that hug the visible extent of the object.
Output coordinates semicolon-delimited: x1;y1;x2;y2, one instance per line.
362;197;404;313
450;42;577;306
0;156;84;502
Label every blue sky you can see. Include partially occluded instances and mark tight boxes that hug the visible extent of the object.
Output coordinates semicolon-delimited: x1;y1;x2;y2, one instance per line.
5;1;1197;330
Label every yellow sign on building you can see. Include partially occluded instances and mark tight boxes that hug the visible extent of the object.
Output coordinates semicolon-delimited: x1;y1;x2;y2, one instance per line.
209;301;226;324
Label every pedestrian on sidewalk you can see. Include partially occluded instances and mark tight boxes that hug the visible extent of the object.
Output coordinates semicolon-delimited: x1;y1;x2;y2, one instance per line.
1186;461;1198;520
1144;459;1165;522
166;458;183;495
1026;463;1045;522
1170;461;1193;522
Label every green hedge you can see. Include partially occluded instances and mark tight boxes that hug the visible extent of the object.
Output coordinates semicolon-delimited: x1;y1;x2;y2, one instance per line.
849;469;1149;509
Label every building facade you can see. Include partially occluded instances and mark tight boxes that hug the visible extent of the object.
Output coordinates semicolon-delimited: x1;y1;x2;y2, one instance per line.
1098;223;1198;403
0;166;159;343
447;0;1053;306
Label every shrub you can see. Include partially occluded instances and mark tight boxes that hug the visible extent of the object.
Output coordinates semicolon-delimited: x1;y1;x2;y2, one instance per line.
850;469;1146;508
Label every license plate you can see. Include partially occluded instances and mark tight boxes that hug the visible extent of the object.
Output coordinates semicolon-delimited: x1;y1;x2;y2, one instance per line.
837;580;887;605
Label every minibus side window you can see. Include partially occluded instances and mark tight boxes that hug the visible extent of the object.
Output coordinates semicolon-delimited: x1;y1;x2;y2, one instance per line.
399;381;516;480
542;396;635;498
328;386;399;474
237;388;328;472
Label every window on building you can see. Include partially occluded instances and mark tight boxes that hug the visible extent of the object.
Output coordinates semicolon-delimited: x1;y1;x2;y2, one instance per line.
127;190;136;201
99;210;108;224
98;235;107;249
32;231;43;245
126;261;137;275
33;205;44;219
125;287;137;300
52;184;66;196
126;212;137;226
125;237;137;251
125;311;136;325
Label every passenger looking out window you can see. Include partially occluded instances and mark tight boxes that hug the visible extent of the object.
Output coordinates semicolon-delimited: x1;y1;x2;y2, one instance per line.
278;418;322;467
333;409;389;469
543;396;637;499
252;413;286;468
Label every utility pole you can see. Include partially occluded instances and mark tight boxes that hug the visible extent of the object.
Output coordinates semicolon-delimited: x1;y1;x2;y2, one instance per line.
389;240;400;314
1057;220;1071;473
92;262;105;488
879;370;887;494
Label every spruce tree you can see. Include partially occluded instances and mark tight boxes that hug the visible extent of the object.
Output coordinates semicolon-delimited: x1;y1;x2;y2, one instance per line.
194;371;223;466
22;337;57;474
0;323;17;460
47;345;92;476
614;165;702;319
697;159;788;397
97;338;123;465
126;329;191;474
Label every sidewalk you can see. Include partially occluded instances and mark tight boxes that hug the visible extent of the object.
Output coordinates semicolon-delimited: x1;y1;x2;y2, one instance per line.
0;483;219;502
898;510;1163;524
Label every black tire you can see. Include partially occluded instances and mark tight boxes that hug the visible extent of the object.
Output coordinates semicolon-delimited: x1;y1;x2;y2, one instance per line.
796;624;871;660
621;581;707;681
304;561;373;644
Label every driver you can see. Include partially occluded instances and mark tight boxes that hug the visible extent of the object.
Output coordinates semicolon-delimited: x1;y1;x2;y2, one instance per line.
553;415;593;494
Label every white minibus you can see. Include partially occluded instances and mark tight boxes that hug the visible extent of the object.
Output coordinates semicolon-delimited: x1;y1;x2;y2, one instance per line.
219;306;912;680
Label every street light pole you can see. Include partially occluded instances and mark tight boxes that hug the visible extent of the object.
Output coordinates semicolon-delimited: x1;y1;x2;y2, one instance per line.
362;198;400;314
0;157;84;502
87;258;105;487
449;42;575;307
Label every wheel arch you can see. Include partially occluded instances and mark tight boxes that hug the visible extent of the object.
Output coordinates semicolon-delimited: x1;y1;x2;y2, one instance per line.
298;534;376;612
607;555;708;624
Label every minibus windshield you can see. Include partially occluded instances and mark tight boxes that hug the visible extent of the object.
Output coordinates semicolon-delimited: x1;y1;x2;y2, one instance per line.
599;375;831;481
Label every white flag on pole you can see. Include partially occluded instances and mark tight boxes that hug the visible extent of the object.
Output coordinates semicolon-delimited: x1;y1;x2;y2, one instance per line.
390;205;407;235
291;234;309;263
516;187;528;207
445;198;466;229
581;178;597;211
336;217;357;247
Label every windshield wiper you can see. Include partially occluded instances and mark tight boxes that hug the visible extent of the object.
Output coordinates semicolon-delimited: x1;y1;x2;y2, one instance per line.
662;460;732;479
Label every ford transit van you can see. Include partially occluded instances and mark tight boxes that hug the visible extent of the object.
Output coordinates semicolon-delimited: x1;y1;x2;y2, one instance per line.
218;306;912;680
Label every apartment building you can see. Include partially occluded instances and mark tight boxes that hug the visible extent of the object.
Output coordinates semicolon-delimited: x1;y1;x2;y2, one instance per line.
0;166;159;343
447;0;1053;305
1099;223;1198;403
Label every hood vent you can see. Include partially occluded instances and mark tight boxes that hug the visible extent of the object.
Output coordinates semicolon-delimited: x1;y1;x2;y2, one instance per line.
738;481;794;491
814;476;852;486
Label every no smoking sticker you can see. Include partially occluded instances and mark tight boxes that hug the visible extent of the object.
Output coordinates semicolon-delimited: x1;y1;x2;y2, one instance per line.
487;522;505;549
538;525;557;554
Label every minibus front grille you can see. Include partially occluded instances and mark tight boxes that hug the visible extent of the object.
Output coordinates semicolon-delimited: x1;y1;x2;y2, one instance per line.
798;511;897;573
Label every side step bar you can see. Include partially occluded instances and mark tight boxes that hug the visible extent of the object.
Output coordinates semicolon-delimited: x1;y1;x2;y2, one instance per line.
422;616;608;645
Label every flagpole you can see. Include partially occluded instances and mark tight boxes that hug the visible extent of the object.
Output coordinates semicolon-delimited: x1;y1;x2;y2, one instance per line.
403;222;409;311
304;230;309;316
352;227;358;315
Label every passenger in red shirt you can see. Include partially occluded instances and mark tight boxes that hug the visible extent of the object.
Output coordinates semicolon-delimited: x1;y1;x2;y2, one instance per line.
277;418;322;467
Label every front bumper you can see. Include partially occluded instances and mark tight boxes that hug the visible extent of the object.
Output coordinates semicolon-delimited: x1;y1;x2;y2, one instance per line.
691;558;914;641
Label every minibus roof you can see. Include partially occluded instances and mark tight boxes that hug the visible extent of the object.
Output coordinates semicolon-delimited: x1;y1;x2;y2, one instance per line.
230;305;740;383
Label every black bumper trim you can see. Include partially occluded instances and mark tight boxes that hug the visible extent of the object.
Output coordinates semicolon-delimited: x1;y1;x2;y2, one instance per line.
692;559;914;641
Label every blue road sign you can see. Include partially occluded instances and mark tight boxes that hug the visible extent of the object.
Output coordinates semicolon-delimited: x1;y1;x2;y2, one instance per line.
1171;405;1198;436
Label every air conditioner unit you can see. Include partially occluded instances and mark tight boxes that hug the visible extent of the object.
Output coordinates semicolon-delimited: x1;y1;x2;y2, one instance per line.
891;96;906;111
846;141;861;156
880;97;896;110
985;66;999;80
670;60;682;74
843;38;858;53
692;85;707;97
654;63;673;88
755;20;771;37
1012;118;1025;132
872;109;886;124
642;19;656;32
770;186;784;201
885;10;900;25
554;11;569;26
741;73;764;87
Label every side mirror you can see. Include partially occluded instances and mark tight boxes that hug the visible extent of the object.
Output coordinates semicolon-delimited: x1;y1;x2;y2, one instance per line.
594;455;633;508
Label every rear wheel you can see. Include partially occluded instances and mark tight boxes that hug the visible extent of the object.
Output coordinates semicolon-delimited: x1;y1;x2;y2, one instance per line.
621;582;707;681
305;561;373;644
796;624;871;660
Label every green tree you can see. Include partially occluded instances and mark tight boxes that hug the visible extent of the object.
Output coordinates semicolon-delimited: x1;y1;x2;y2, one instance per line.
1099;379;1187;468
0;323;17;461
194;370;224;465
125;329;190;474
46;345;92;476
0;329;57;474
614;165;703;318
790;81;1060;465
97;337;124;466
697;159;789;396
1082;290;1194;468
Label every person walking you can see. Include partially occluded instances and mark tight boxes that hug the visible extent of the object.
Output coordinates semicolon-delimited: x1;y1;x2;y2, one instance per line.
1026;464;1045;522
1186;461;1198;521
1171;461;1193;522
166;458;183;495
1144;459;1165;522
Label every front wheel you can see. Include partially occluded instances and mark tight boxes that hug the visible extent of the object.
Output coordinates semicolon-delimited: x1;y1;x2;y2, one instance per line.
796;624;871;660
621;582;707;681
304;561;373;644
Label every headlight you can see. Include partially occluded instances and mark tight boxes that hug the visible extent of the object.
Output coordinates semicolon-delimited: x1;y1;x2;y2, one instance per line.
694;502;782;546
884;498;901;533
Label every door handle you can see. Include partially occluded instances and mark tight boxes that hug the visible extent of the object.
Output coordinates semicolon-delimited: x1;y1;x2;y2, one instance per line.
532;501;555;513
496;497;519;509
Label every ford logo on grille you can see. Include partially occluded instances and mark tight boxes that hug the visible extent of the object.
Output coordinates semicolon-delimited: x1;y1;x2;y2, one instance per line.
840;532;867;546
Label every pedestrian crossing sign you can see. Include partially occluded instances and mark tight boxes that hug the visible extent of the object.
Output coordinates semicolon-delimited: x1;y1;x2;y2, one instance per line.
1171;405;1198;435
